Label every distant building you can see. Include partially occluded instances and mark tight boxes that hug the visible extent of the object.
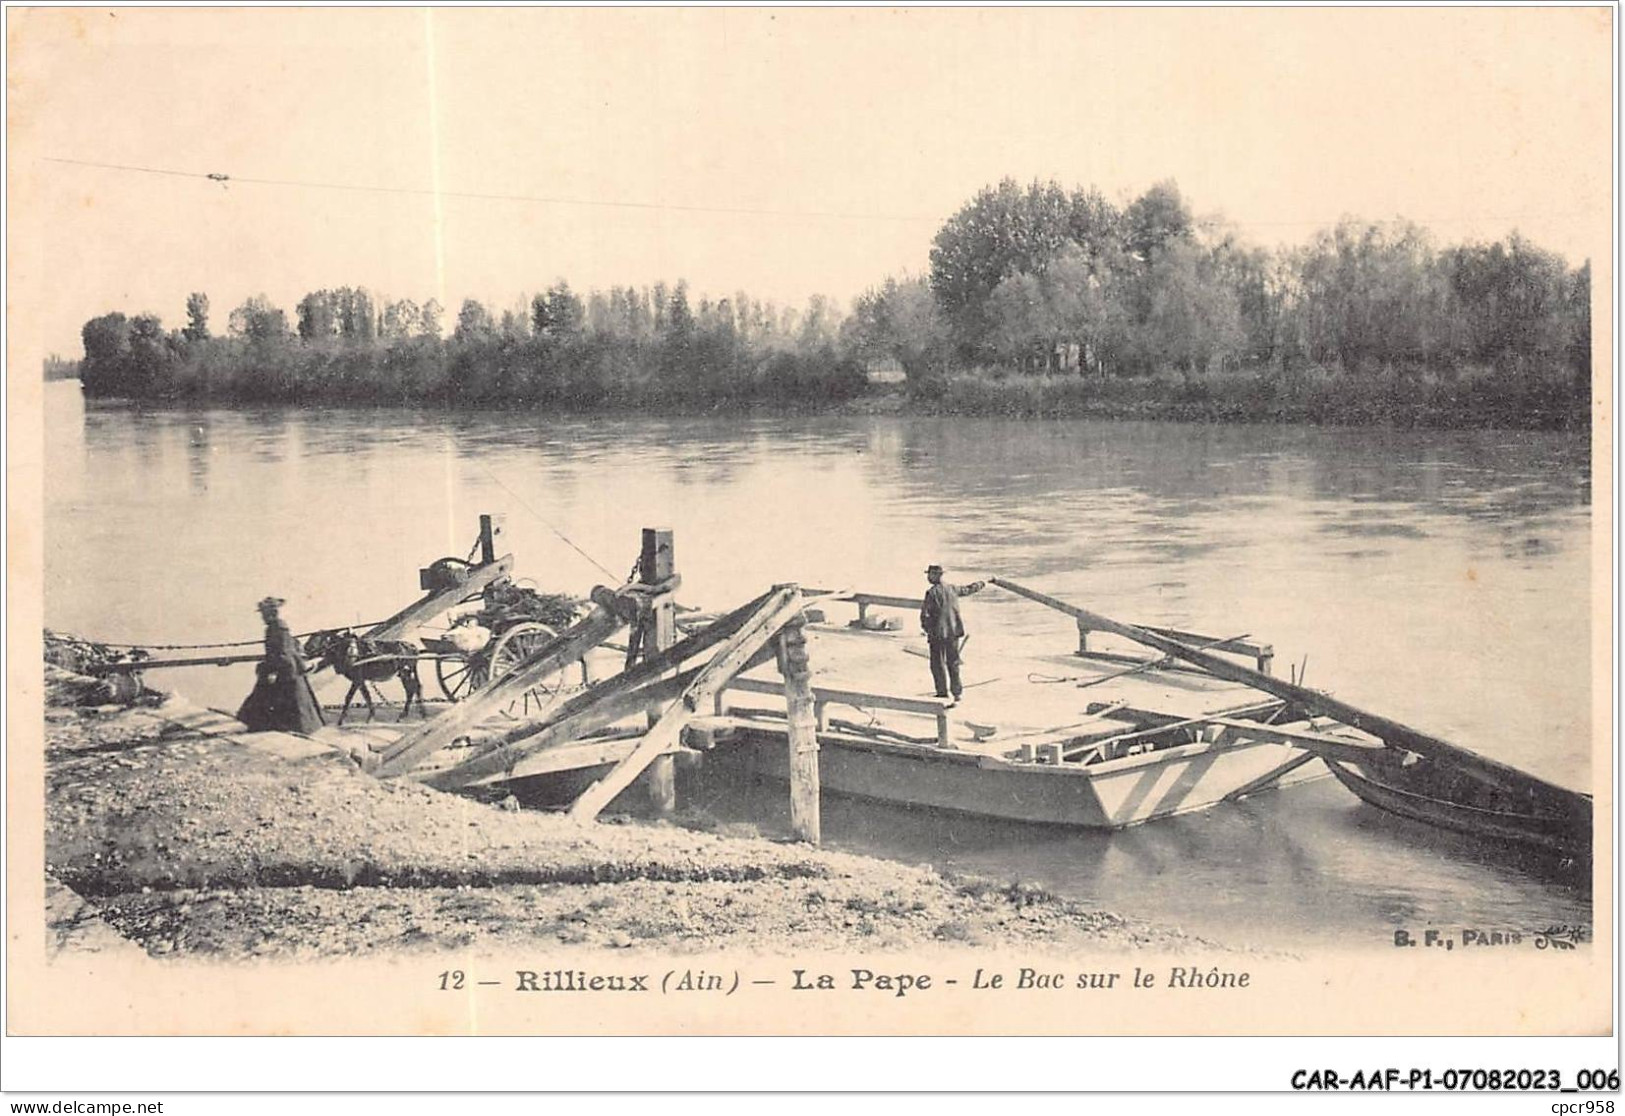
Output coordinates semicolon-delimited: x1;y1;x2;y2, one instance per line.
865;357;907;384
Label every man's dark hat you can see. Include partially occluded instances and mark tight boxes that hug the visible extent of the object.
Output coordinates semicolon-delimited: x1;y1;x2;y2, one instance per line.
257;596;286;611
925;564;944;575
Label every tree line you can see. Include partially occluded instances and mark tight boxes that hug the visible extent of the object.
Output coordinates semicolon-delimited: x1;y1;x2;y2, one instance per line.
850;179;1588;386
77;279;864;407
72;177;1590;427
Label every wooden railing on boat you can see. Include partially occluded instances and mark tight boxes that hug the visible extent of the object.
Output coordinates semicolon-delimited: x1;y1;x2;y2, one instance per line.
800;587;1276;674
721;675;954;748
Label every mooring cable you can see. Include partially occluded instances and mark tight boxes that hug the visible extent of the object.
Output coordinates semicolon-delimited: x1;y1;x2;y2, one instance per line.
55;622;394;653
472;461;621;581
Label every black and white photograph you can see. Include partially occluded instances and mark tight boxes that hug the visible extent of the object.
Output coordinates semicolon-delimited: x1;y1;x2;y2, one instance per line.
4;3;1615;1093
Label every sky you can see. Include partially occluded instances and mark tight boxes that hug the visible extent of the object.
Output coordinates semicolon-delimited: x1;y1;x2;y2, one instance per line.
9;6;1614;357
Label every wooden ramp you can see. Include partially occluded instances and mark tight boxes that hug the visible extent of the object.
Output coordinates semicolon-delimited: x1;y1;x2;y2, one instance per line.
371;580;828;840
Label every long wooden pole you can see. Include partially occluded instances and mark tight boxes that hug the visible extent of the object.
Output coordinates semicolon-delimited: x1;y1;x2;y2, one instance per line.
366;555;514;643
85;652;263;674
990;577;1589;820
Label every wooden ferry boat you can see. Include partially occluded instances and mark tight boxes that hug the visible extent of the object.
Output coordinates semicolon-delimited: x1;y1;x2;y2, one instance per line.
697;603;1346;830
691;580;1590;850
119;518;1577;856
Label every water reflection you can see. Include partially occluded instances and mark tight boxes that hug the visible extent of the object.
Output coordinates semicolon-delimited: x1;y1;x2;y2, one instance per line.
185;416;214;493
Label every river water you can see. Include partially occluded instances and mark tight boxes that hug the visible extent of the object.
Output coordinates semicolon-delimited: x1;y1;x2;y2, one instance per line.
42;382;1595;947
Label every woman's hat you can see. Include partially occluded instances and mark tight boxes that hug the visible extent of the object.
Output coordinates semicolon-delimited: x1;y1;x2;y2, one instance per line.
257;596;286;611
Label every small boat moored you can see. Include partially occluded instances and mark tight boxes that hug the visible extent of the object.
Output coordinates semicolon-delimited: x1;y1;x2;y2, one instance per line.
1324;754;1592;860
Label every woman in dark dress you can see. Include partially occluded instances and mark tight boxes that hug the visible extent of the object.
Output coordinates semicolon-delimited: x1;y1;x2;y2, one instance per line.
236;597;326;733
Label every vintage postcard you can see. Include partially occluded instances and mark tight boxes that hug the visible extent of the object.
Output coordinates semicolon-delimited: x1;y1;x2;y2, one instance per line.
4;4;1615;1088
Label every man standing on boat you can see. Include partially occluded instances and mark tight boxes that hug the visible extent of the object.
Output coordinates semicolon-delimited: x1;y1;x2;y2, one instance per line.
921;564;985;706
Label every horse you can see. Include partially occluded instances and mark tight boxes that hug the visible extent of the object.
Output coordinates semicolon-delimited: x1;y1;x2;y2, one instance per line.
302;629;425;724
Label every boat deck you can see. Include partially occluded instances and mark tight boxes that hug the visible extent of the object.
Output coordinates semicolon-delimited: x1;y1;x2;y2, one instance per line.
317;614;1297;774
312;597;1341;829
732;619;1275;761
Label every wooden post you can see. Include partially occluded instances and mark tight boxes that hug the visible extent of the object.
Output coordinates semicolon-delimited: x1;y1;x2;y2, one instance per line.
1076;618;1091;656
640;528;678;815
775;604;820;845
478;514;501;567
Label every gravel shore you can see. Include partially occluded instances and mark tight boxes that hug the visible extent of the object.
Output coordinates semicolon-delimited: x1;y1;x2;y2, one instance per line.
43;665;1203;960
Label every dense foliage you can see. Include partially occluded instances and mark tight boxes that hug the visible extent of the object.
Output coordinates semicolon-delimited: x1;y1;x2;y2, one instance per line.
78;279;865;408
74;177;1591;428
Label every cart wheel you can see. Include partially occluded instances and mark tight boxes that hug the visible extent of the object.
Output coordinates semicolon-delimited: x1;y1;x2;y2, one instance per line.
435;652;489;702
487;622;579;715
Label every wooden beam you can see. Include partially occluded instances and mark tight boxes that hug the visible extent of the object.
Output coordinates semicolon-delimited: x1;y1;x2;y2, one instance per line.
367;555;514;642
473;587;778;762
374;602;624;777
1089;700;1283;733
1222;751;1320;802
420;666;704;789
725;675;953;719
991;577;1589;818
776;611;821;844
424;585;791;788
567;587;804;822
452;736;657;780
1201;715;1385;754
1135;625;1272;663
800;589;924;611
86;652;262;674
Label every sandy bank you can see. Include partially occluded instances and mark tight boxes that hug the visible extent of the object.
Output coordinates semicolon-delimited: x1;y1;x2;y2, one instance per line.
42;663;1210;960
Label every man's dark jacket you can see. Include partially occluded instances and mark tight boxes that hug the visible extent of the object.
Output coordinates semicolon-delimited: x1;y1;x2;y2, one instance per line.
920;580;983;642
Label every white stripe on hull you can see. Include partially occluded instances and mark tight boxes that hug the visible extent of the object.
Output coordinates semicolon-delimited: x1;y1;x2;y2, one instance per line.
737;734;1326;828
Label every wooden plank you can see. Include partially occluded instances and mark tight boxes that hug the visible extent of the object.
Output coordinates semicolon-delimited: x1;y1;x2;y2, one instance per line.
1070;648;1218;676
422;665;702;789
374;602;624;777
1137;625;1271;660
447;736;655;782
991;577;1588;815
1074;631;1250;691
1094;700;1283;733
801;589;923;611
567;588;804;822
453;585;783;778
87;652;262;674
367;555;514;642
1202;715;1385;753
726;675;953;718
776;613;821;844
1222;751;1321;802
